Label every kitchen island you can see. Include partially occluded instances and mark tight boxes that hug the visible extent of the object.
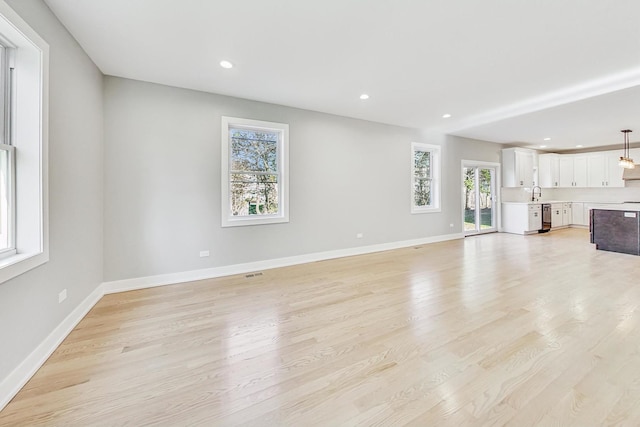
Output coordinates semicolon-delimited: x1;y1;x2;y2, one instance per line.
591;204;640;255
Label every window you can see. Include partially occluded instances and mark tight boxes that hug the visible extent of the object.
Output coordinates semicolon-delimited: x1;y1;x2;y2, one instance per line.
411;142;441;213
0;43;14;257
0;2;49;284
221;117;289;227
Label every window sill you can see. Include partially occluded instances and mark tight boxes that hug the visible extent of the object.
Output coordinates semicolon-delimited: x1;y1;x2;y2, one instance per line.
0;250;48;284
411;207;442;214
222;215;289;228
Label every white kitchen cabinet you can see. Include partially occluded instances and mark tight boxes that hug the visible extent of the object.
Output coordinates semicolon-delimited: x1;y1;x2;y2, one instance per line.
563;202;571;225
587;153;607;187
559;155;587;187
513;147;629;189
606;151;625;187
551;203;563;227
588;151;625;187
528;204;542;231
570;202;586;225
502;203;541;234
558;157;573;188
503;148;535;187
574;156;588;187
504;201;591;232
538;153;560;188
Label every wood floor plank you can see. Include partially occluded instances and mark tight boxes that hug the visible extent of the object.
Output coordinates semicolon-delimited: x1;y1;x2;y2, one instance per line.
3;228;640;425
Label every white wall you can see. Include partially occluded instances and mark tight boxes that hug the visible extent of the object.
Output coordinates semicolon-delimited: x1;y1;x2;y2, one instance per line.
103;77;503;282
0;2;503;390
0;0;103;381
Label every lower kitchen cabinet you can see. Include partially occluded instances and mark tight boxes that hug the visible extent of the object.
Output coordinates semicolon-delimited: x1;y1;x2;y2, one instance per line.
563;202;572;226
569;202;590;226
550;203;574;228
502;203;541;235
529;205;542;231
571;202;584;225
551;203;564;228
503;201;608;234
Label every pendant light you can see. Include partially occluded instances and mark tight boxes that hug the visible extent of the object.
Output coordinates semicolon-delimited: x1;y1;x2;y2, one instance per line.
619;129;635;169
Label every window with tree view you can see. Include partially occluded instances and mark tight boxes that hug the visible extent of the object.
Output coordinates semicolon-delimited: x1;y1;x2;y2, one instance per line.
221;117;289;227
411;142;440;213
230;128;278;216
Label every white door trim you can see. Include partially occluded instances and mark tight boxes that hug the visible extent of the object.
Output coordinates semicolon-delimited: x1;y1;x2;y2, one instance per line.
461;160;501;234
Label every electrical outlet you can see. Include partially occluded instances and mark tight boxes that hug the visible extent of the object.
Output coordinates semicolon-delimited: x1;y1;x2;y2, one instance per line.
199;250;210;258
356;233;363;239
58;289;67;303
450;223;454;227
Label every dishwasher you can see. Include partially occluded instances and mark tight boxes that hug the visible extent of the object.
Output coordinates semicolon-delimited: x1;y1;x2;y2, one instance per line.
540;203;551;232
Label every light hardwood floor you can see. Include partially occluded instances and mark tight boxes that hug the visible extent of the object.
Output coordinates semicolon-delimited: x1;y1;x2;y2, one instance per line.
2;228;640;426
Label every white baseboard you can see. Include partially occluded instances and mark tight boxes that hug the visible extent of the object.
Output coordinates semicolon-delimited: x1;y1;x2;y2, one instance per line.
103;232;464;294
0;283;104;411
569;224;589;229
0;231;463;411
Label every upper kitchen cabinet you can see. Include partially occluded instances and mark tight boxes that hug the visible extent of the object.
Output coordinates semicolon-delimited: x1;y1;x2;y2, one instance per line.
538;153;560;188
587;153;605;187
605;151;624;187
559;154;587;187
587;151;624;188
503;148;535;187
606;152;625;187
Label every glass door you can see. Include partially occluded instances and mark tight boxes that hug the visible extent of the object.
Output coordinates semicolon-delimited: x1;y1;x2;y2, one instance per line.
463;165;497;235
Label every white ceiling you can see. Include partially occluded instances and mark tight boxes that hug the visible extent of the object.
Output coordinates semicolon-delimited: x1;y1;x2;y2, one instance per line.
43;0;640;151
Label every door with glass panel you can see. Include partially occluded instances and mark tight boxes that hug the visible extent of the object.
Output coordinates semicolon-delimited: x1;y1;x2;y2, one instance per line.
463;164;497;234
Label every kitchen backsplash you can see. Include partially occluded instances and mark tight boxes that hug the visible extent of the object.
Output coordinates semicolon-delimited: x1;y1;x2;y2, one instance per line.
502;181;640;203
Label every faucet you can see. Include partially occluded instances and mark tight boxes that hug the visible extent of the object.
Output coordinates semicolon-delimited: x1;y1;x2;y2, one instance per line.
531;185;542;202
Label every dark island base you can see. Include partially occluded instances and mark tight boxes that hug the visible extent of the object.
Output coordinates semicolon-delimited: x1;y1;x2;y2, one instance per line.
591;209;640;256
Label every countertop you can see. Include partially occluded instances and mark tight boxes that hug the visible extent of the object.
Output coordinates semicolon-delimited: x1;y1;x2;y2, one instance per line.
591;203;640;211
502;201;542;205
502;201;624;205
502;201;572;205
502;201;640;211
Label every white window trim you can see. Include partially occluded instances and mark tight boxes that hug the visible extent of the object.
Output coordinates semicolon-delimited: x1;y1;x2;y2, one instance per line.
0;1;49;284
221;116;289;227
0;142;15;260
411;142;441;214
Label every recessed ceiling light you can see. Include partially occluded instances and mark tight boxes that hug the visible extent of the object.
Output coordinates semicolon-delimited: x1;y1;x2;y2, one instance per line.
359;94;370;100
540;145;547;148
442;114;451;118
220;60;233;69
576;145;584;148
543;137;551;141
